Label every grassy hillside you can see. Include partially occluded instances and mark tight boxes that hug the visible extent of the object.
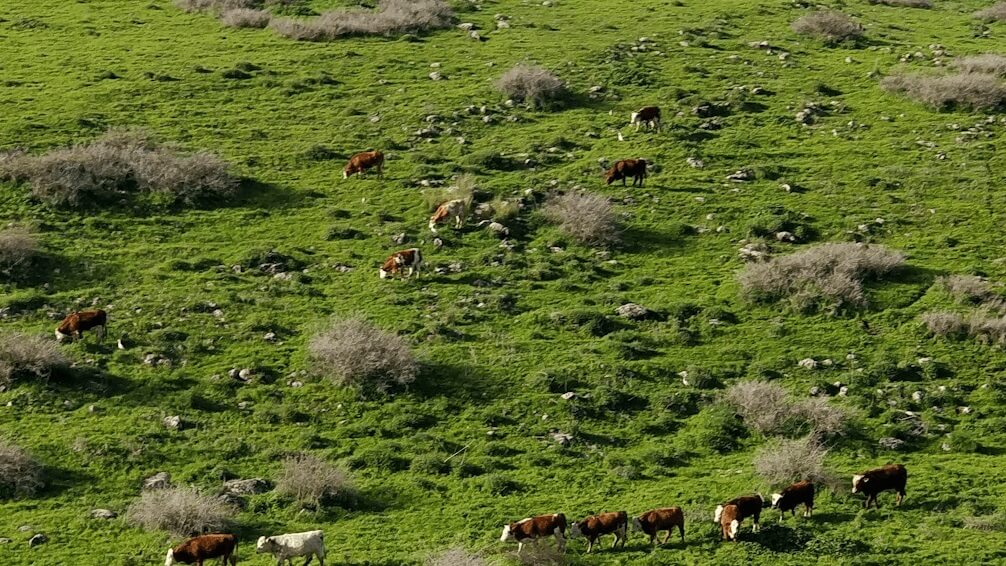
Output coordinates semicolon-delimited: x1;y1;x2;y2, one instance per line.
4;0;1006;564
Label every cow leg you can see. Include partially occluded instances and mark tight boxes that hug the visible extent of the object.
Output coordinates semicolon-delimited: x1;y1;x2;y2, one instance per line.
555;532;565;553
679;523;685;543
517;541;524;555
586;537;593;553
897;491;905;506
662;530;671;545
303;554;313;566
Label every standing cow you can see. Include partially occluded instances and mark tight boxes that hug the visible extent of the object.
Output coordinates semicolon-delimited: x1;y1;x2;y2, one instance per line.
630;106;661;131
631;507;685;546
256;530;325;566
165;533;238;566
714;494;766;533
500;513;567;555
852;464;907;509
771;480;815;521
378;248;423;280
569;511;627;553
719;504;742;542
604;159;647;187
55;309;107;343
343;150;384;179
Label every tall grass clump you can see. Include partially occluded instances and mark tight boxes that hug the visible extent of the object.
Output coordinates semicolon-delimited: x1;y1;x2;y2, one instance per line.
868;0;931;7
0;440;43;499
269;0;453;41
427;548;488;566
0;227;40;273
754;436;829;486
174;0;261;12
309;317;418;393
921;311;966;338
938;275;996;304
975;2;1006;21
543;191;620;247
0;332;69;388
952;54;1006;76
792;11;863;44
275;453;356;508
423;174;476;211
220;8;271;28
881;73;1006;111
126;486;233;536
494;64;567;108
738;242;904;311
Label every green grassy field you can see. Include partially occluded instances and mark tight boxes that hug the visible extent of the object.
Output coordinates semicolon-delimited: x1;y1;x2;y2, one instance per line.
5;0;1006;564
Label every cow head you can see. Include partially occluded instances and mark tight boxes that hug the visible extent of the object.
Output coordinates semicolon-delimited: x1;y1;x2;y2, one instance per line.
630;111;640;124
55;329;71;343
256;536;276;554
379;268;390;279
499;524;514;543
771;493;783;509
757;493;771;508
164;548;176;566
851;474;866;493
728;519;740;540
713;504;724;524
604;170;616;185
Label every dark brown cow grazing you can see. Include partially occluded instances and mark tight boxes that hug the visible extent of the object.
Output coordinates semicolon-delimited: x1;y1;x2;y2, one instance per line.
500;513;567;554
165;533;237;566
852;464;907;509
714;494;765;533
570;511;627;553
772;480;815;521
379;248;423;280
55;309;107;343
630;106;661;131
631;507;684;546
719;504;741;542
343;150;384;179
604;159;647;187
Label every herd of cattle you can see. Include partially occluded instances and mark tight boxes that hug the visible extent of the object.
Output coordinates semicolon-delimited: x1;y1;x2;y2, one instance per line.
164;530;325;565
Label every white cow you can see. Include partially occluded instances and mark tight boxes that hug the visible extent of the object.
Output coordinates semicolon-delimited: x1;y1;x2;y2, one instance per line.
256;530;325;566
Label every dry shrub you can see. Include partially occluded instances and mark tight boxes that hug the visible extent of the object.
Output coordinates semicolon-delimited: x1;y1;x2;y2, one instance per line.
881;73;1006;111
724;381;848;437
488;198;520;222
0;440;43;499
738;243;904;311
921;311;966;337
494;64;567;108
511;542;566;566
963;511;1006;531
0;129;238;207
309;317;417;393
269;0;453;41
126;486;233;536
869;0;931;7
423;174;476;211
175;0;261;12
754;436;829;487
220;8;271;28
792;11;863;44
0;227;40;272
543;191;619;247
965;310;1006;344
952;54;1006;75
938;275;995;303
793;397;848;437
0;332;70;388
427;548;487;566
975;2;1006;21
275;453;356;508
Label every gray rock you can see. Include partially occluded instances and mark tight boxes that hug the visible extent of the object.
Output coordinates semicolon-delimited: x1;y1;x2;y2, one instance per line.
877;437;906;451
560;392;577;400
163;415;181;430
143;472;171;490
429;72;443;81
28;534;47;547
90;509;117;520
550;431;573;446
457;22;475;31
238;368;254;380
17;526;32;532
222;478;271;496
616;303;651;321
0;538;10;544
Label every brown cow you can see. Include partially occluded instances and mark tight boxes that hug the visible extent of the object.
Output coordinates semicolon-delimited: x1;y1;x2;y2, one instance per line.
500;513;567;554
379;248;423;280
55;309;107;343
631;507;684;546
429;199;466;233
569;511;627;553
719;504;741;542
604;159;647;187
714;494;765;533
852;464;907;509
630;106;661;131
165;533;238;566
343;150;384;179
771;480;815;521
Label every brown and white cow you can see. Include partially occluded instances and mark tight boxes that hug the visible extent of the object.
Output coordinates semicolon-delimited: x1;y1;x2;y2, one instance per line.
719;504;742;542
569;511;627;553
343;150;384;179
379;248;423;280
714;494;765;533
55;309;107;343
429;199;467;233
630;106;661;131
771;480;815;521
604;159;647;187
631;507;684;546
501;513;567;554
165;533;237;566
852;464;907;509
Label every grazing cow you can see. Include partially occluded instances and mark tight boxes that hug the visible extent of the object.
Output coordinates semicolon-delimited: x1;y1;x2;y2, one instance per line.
429;199;467;233
55;309;107;343
343;150;384;179
630;106;661;131
631;507;685;546
378;248;423;280
569;511;627;553
604;159;647;187
852;464;907;509
719;504;742;542
771;480;815;521
714;494;765;533
500;513;567;554
256;530;325;566
165;533;237;566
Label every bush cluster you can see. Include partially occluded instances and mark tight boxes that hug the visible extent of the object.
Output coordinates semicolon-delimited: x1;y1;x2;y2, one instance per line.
753;435;830;486
275;453;356;508
494;64;567;108
0;227;40;274
723;380;848;437
881;73;1006;111
269;0;453;41
0;440;43;499
543;191;620;247
975;2;1006;22
309;317;418;393
126;486;234;536
792;11;864;44
0;332;69;388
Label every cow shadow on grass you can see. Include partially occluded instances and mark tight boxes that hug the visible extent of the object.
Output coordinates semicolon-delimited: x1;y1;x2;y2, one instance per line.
620;226;691;253
39;463;95;499
410;361;498;402
47;366;133;398
212;179;308;212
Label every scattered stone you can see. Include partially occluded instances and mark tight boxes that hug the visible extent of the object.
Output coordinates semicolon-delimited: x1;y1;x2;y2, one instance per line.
433;238;444;249
838;386;849;397
560;392;577;400
0;538;10;544
726;169;754;182
776;231;796;242
28;534;47;547
429;72;443;81
738;242;769;261
616;303;652;321
222;478;271;496
550;431;573;446
163;415;182;430
238;368;254;381
878;437;906;451
457;23;475;31
143;472;172;490
686;157;705;168
392;233;408;245
90;509;117;520
809;386;821;396
18;526;32;532
263;332;277;342
798;358;818;370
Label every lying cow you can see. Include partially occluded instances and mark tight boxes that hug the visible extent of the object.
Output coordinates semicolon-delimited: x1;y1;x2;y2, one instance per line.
256;530;325;566
714;494;765;533
569;511;627;553
719;504;742;542
631;507;684;546
379;248;423;280
853;464;907;509
343;150;384;179
630;106;661;131
55;309;107;343
165;533;237;566
429;199;466;233
604;159;647;187
772;480;814;521
500;513;566;554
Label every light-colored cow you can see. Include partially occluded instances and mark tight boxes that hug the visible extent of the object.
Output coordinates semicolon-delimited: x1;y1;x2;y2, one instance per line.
429;199;467;233
256;530;325;566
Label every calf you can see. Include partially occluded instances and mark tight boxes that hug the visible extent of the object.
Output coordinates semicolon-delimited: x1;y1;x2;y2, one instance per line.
771;480;815;521
256;530;325;566
719;504;742;542
165;533;237;566
343;150;384;179
429;199;467;233
55;309;107;343
630;106;661;131
378;248;423;280
631;507;684;546
500;513;567;555
604;159;647;187
852;464;907;509
569;511;627;553
714;494;765;533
